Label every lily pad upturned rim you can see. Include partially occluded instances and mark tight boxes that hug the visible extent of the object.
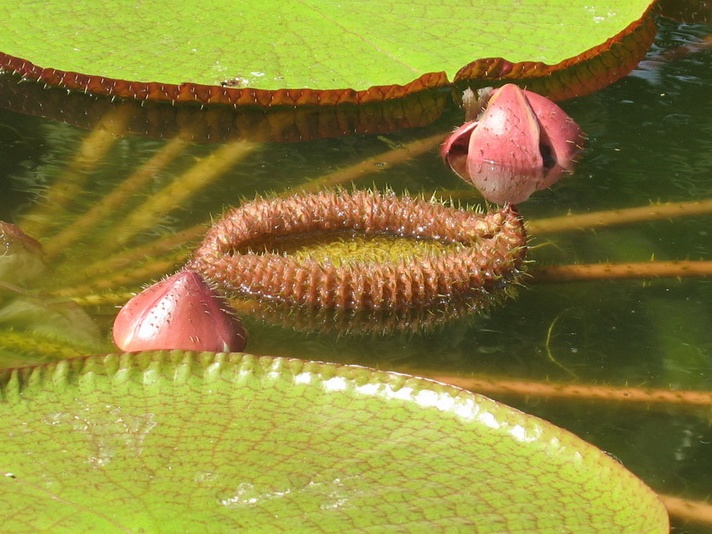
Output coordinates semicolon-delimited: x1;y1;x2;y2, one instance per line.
0;350;668;531
0;71;449;143
0;1;657;107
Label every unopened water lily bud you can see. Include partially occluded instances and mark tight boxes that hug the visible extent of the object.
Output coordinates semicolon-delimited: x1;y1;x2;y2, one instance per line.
441;84;585;204
113;269;247;352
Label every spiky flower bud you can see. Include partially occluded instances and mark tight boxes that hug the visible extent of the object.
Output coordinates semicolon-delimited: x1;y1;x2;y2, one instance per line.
187;190;527;334
441;84;585;204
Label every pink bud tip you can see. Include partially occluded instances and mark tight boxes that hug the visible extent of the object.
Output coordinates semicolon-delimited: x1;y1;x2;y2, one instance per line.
113;270;247;352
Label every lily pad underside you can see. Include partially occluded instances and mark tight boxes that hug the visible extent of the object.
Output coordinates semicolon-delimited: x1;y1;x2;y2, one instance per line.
0;0;657;106
0;352;667;531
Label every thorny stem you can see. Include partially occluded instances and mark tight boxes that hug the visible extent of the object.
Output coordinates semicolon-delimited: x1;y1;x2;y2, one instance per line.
531;260;712;283
61;224;204;286
0;330;94;360
50;252;188;298
527;198;712;234
52;133;449;295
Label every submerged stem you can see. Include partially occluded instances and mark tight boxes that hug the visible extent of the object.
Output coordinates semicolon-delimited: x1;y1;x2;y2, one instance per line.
295;132;445;192
44;135;190;261
660;494;712;529
62;224;202;285
0;330;92;361
50;252;186;298
18;104;136;237
414;371;712;411
531;260;712;283
528;197;712;234
110;138;257;248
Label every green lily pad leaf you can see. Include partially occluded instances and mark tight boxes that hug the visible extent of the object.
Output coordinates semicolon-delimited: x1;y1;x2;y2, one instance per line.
0;351;667;531
0;0;656;106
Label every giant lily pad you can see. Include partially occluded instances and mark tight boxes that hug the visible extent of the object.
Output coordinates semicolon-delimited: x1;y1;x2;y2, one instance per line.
0;0;657;106
0;351;667;531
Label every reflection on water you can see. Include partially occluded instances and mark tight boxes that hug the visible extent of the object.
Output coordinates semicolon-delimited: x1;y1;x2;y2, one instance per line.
1;16;711;532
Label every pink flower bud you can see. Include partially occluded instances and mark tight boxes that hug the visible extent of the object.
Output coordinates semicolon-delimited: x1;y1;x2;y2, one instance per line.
113;270;247;352
441;84;585;204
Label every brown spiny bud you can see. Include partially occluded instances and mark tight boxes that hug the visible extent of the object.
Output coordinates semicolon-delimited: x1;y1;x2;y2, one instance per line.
187;190;527;331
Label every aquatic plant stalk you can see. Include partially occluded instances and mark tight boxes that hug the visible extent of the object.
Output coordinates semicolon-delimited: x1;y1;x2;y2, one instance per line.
417;372;712;411
72;198;712;325
0;330;93;361
19;104;136;237
50;252;187;298
61;134;442;289
85;133;444;279
64;290;137;308
296;132;445;192
527;197;712;234
111;138;257;248
659;494;712;528
43;135;190;261
62;224;203;285
531;260;712;283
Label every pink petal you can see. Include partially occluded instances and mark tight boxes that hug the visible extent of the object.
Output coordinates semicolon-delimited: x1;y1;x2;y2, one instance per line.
463;85;544;203
467;84;544;177
441;120;478;181
523;90;585;170
441;84;585;204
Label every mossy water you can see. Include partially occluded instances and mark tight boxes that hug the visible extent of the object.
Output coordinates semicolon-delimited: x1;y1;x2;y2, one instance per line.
0;16;711;531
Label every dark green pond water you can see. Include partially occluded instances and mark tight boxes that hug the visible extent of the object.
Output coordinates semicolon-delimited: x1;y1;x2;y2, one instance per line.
1;15;711;532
